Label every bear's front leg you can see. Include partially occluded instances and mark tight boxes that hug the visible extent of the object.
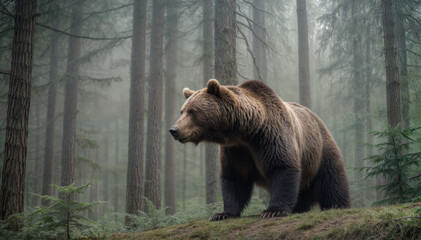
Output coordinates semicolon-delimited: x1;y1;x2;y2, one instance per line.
211;146;254;221
211;172;253;221
261;168;300;218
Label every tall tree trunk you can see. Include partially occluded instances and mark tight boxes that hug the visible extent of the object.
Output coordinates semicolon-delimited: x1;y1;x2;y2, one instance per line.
199;144;203;203
182;145;187;211
296;0;311;108
364;24;375;202
144;0;165;209
213;0;236;204
214;0;237;85
364;27;374;160
395;2;409;129
203;0;218;205
61;2;83;190
164;0;178;215
351;3;365;207
31;99;41;206
88;149;98;220
205;145;218;205
382;0;401;129
113;119;119;214
252;0;267;83
0;0;37;231
102;124;109;211
254;3;268;198
42;22;58;204
125;0;147;225
380;0;402;201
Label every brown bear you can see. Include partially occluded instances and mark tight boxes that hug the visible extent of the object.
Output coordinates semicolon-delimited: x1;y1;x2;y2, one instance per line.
170;79;350;221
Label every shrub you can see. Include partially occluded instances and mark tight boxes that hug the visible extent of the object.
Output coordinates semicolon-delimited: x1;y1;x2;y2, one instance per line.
363;125;421;205
0;183;102;240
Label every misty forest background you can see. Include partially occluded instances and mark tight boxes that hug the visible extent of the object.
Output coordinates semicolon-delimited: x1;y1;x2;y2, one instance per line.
0;0;421;236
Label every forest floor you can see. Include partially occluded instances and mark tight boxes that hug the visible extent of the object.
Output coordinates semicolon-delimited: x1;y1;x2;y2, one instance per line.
106;202;421;240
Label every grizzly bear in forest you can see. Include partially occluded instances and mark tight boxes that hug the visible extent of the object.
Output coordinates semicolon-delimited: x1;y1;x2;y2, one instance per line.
170;79;350;221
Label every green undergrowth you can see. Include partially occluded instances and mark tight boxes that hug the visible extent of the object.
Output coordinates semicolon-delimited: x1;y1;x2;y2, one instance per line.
106;202;421;240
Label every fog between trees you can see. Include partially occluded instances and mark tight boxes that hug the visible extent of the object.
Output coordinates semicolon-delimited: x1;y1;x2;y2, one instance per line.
0;0;421;231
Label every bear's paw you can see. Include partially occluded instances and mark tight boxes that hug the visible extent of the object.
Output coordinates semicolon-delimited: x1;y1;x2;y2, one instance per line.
210;212;238;221
260;208;290;218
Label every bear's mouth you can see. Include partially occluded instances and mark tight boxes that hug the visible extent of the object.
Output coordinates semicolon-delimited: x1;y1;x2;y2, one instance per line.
170;131;188;143
177;133;198;143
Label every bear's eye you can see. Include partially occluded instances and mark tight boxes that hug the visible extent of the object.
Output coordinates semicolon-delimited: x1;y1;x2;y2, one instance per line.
188;109;195;115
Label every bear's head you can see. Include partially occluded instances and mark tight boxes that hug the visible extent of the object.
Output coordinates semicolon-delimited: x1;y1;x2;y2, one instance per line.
169;79;238;145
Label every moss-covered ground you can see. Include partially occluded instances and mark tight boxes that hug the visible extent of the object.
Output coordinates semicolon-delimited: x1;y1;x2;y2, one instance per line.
106;203;421;240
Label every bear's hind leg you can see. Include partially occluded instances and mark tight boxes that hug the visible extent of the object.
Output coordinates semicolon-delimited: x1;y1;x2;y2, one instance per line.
317;153;351;210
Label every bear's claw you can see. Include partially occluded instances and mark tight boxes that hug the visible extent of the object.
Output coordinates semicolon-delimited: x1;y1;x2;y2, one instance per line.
210;212;234;221
260;208;290;218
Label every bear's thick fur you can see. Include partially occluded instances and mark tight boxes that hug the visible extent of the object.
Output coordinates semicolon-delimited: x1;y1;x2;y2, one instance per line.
170;79;350;220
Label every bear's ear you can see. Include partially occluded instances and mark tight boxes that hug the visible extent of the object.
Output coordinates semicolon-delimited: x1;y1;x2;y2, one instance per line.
207;79;221;96
183;88;195;99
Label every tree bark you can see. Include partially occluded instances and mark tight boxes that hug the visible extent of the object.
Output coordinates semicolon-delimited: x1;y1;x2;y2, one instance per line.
395;2;409;129
164;0;178;215
382;0;402;129
42;21;59;205
144;0;165;210
296;0;311;108
252;0;267;83
214;0;237;85
125;0;147;224
203;0;218;205
0;0;37;231
61;2;83;190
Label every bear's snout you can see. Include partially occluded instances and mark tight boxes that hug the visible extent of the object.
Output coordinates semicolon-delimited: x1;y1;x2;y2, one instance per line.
169;127;179;138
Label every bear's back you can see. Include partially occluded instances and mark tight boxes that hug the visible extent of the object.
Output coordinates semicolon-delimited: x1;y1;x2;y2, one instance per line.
238;80;280;102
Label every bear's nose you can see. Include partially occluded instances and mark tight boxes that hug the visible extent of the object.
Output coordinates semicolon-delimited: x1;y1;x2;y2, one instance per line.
169;127;179;137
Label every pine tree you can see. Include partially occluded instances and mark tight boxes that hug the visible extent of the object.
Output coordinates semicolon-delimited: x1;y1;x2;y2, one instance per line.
382;0;401;129
203;0;218;205
126;0;147;224
144;0;166;209
61;2;83;190
0;0;37;231
42;16;60;205
164;0;178;215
